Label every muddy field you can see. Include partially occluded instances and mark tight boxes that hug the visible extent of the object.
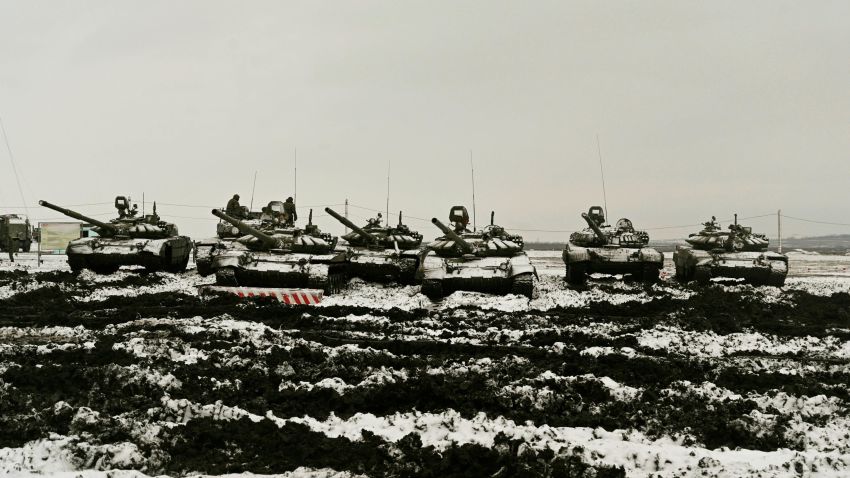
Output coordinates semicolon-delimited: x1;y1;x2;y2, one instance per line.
1;252;850;477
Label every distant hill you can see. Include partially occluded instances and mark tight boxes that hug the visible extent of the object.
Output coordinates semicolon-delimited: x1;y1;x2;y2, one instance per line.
527;234;850;254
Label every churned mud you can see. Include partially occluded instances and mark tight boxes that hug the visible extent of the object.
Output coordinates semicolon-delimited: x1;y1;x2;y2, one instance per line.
1;267;849;477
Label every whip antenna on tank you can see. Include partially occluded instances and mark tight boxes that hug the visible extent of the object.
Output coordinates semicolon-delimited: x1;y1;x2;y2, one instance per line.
249;171;258;211
294;148;297;204
386;161;390;227
470;150;477;231
596;134;609;222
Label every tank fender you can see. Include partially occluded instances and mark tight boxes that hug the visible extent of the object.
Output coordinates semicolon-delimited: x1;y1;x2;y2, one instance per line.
141;240;160;254
767;258;788;273
510;261;537;279
563;246;591;264
67;239;96;255
212;253;243;269
638;248;664;264
420;252;446;280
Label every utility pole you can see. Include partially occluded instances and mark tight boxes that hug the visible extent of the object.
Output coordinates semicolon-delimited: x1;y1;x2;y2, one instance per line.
249;171;257;211
778;209;782;253
386;161;390;227
470;150;476;231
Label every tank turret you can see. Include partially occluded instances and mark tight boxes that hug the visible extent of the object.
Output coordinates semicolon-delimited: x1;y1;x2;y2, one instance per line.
431;217;474;254
581;212;608;245
39;200;118;235
325;208;377;245
685;214;769;252
211;209;282;249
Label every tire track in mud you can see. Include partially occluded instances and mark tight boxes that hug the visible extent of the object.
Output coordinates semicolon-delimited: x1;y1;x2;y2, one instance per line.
1;269;850;476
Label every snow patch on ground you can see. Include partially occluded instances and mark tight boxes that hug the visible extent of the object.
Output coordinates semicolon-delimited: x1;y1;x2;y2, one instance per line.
638;326;850;359
319;279;429;311
288;410;849;477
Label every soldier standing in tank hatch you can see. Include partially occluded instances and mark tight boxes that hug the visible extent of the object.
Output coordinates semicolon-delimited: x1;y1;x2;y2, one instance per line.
283;197;297;226
226;194;244;219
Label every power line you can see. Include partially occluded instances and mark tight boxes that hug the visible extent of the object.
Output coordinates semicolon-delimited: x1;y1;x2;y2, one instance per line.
511;228;576;233
781;214;850;227
158;201;345;210
348;203;430;222
1;202;115;209
0;114;29;216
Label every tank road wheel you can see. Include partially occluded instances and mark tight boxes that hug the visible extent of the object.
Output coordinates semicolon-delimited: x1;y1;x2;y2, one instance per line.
642;264;661;285
421;279;444;300
511;274;534;299
766;269;786;288
216;267;239;286
565;263;587;286
694;266;711;285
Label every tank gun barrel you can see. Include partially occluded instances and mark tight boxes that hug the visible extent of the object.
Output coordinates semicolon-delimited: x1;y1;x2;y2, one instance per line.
324;207;377;244
431;218;473;254
581;212;608;245
39;200;116;233
212;209;280;248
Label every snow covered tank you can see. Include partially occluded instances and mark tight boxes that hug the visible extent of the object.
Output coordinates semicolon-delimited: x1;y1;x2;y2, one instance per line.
194;200;283;276
563;206;663;285
207;208;348;293
673;215;787;286
420;206;537;299
39;197;191;274
0;214;33;253
325;208;425;283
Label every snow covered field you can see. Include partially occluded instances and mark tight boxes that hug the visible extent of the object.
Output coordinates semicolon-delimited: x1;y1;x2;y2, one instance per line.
1;251;850;477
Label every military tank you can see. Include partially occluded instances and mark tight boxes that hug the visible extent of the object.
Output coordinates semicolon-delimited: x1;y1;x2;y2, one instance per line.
673;215;787;286
563;206;664;285
206;208;348;293
39;197;191;274
420;206;536;299
194;200;286;276
324;208;425;283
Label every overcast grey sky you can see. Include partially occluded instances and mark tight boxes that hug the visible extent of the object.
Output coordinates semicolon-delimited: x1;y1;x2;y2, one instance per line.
1;0;848;241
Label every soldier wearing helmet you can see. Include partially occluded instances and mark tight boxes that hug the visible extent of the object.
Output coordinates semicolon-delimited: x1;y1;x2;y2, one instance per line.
283;197;298;226
226;194;244;219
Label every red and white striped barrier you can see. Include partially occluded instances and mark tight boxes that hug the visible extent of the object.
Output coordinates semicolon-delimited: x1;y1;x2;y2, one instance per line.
199;286;323;304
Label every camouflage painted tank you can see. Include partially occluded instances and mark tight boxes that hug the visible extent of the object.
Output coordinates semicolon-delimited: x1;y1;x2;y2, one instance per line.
207;208;348;293
325;208;425;283
39;197;191;274
673;215;787;286
420;206;537;299
563;206;663;284
195;200;286;276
